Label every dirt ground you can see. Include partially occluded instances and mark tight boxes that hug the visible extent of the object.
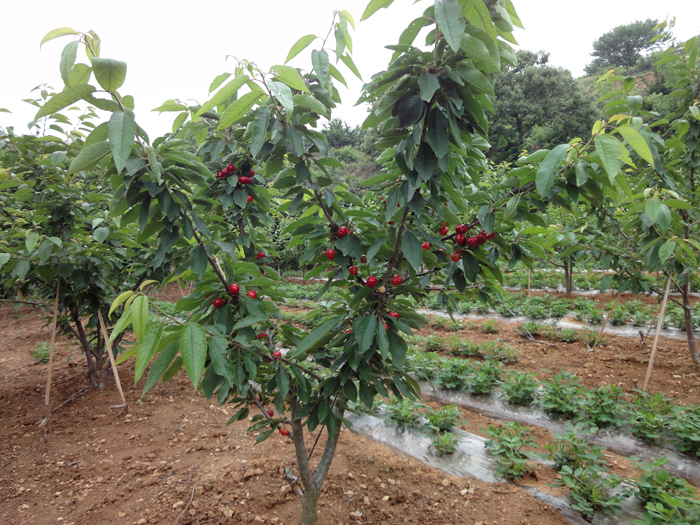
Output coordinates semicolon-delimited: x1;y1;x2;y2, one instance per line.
1;284;699;525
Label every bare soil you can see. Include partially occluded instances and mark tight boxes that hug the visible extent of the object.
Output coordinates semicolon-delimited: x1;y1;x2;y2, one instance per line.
1;283;699;525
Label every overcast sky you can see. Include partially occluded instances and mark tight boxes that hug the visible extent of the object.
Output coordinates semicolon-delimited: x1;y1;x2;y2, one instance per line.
1;0;699;138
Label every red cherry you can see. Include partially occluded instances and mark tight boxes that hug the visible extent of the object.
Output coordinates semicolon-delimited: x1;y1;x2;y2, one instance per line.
212;298;224;308
267;410;274;417
451;252;461;262
229;283;240;295
389;311;400;319
366;276;377;288
455;224;467;235
479;267;483;274
247;195;254;203
485;231;495;240
257;333;267;339
250;169;255;177
455;234;466;246
272;350;282;360
325;249;336;260
348;266;359;276
337;226;348;238
391;275;403;285
256;251;266;260
248;290;258;299
280;427;289;436
439;226;449;236
360;255;367;263
228;163;235;171
444;203;448;207
467;237;478;248
443;222;447;226
349;230;354;234
388;221;394;225
345;328;352;333
422;242;430;250
383;322;389;330
477;234;486;245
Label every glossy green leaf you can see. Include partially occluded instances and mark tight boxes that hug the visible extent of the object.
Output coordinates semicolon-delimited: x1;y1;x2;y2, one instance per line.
91;58;127;91
311;49;330;86
134;320;164;384
24;232;39;252
217;88;263;130
179;323;207;387
68;140;111;174
418;73;440;102
35;85;96;121
402;230;423;271
658;240;675;263
616;125;654;167
152;99;187;112
286;316;342;359
360;315;378;354
435;0;465;51
60;41;79;84
267;80;294;116
535;144;569;197
339;54;362;80
142;340;179;396
285;34;317;63
645;197;661;223
270;64;310;93
595;134;623;184
109;290;135;319
108;111;136;174
196;74;250;116
361;0;395;21
40;27;77;49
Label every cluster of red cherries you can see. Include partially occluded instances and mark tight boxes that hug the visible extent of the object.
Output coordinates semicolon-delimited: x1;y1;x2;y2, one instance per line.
215;163;256;185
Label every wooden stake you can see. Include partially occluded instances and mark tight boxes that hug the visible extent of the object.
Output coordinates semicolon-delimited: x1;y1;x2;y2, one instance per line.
646;304;663;338
43;281;61;435
591;293;621;350
97;310;127;408
643;275;672;391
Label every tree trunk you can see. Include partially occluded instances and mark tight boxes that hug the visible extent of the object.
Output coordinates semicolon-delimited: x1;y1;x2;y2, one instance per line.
563;258;573;298
70;306;103;387
681;276;700;366
290;398;343;525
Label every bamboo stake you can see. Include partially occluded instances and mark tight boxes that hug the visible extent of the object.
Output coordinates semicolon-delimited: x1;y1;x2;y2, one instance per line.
43;281;61;435
646;304;663;338
643;275;672;391
97;310;127;408
591;292;621;350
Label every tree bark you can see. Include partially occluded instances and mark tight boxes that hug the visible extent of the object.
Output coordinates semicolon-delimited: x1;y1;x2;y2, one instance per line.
70;306;102;387
681;275;699;366
563;258;573;298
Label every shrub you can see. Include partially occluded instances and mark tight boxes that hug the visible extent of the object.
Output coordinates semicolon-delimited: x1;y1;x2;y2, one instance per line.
541;371;585;419
480;339;519;363
485;422;537;480
501;371;539;406
387;397;425;427
426;404;465;432
481;319;499;334
431;432;460;456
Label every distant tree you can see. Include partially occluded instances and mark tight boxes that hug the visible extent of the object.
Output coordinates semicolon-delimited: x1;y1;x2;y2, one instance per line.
584;19;670;75
488;50;600;163
323;118;361;149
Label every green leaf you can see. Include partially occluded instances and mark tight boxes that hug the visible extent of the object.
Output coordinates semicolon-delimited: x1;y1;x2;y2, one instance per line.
402;230;423;271
339;54;362;81
616;125;654;167
664;198;692;210
152;99;188;112
179;323;207;387
191;244;208;279
108;112;136;174
109;290;135;319
91;58;127;91
658;240;675;263
69;140;111;174
311;50;330;86
645;197;661;223
196;74;250;116
0;253;11;272
130;295;149;342
107;309;132;347
360;315;378;354
40;27;77;49
267;81;293;116
293;94;328;117
35;85;96;121
460;33;491;64
328;63;348;87
535;144;569;197
270;65;310;93
209;335;234;384
595;134;623;184
361;0;395;21
418;73;440;102
286;316;342;359
217;87;263;129
250;107;270;158
435;0;465;51
208;72;230;93
134;321;164;384
142;340;178;396
426;108;448;158
285;34;317;63
25;232;39;252
60;41;79;84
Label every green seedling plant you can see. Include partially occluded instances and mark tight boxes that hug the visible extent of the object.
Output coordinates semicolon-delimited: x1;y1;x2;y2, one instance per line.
467;360;503;395
667;405;700;458
544;422;608;472
387;397;426;428
437;359;475;390
541;370;585;419
555;465;629;520
405;350;442;382
31;342;51;364
481;319;499;334
634;493;700;525
631;457;700;511
580;384;627;428
500;370;539;406
631;391;675;443
480;339;519;363
559;328;580;343
426;404;465;432
430;431;460;456
446;336;481;357
485;422;537;480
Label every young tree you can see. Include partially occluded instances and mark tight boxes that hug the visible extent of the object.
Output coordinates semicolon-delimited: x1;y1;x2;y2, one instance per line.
584;18;671;75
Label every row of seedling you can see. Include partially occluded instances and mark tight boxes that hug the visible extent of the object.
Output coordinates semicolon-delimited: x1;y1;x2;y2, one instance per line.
405;333;518;362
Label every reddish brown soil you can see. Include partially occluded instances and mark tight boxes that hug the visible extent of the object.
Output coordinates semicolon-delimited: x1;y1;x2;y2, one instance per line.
1;284;699;525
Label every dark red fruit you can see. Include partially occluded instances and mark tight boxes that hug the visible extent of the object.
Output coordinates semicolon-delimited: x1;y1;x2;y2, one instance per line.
247;195;254;203
389;311;400;319
229;283;240;295
366;276;377;288
391;275;403;285
272;350;282;360
455;234;466;246
345;328;352;333
477;234;487;245
337;226;348;238
228;163;235;171
422;242;430;250
256;251;266;260
280;427;289;436
212;298;224;308
325;249;336;260
383;322;389;330
348;266;359;276
250;169;255;177
360;255;367;263
467;237;478;248
257;333;267;339
451;252;461;262
267;410;274;417
248;290;258;299
455;224;467;235
439;226;449;236
388;221;394;225
485;231;495;240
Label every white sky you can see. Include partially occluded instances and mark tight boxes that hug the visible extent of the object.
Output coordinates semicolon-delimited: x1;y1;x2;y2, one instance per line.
1;0;699;138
